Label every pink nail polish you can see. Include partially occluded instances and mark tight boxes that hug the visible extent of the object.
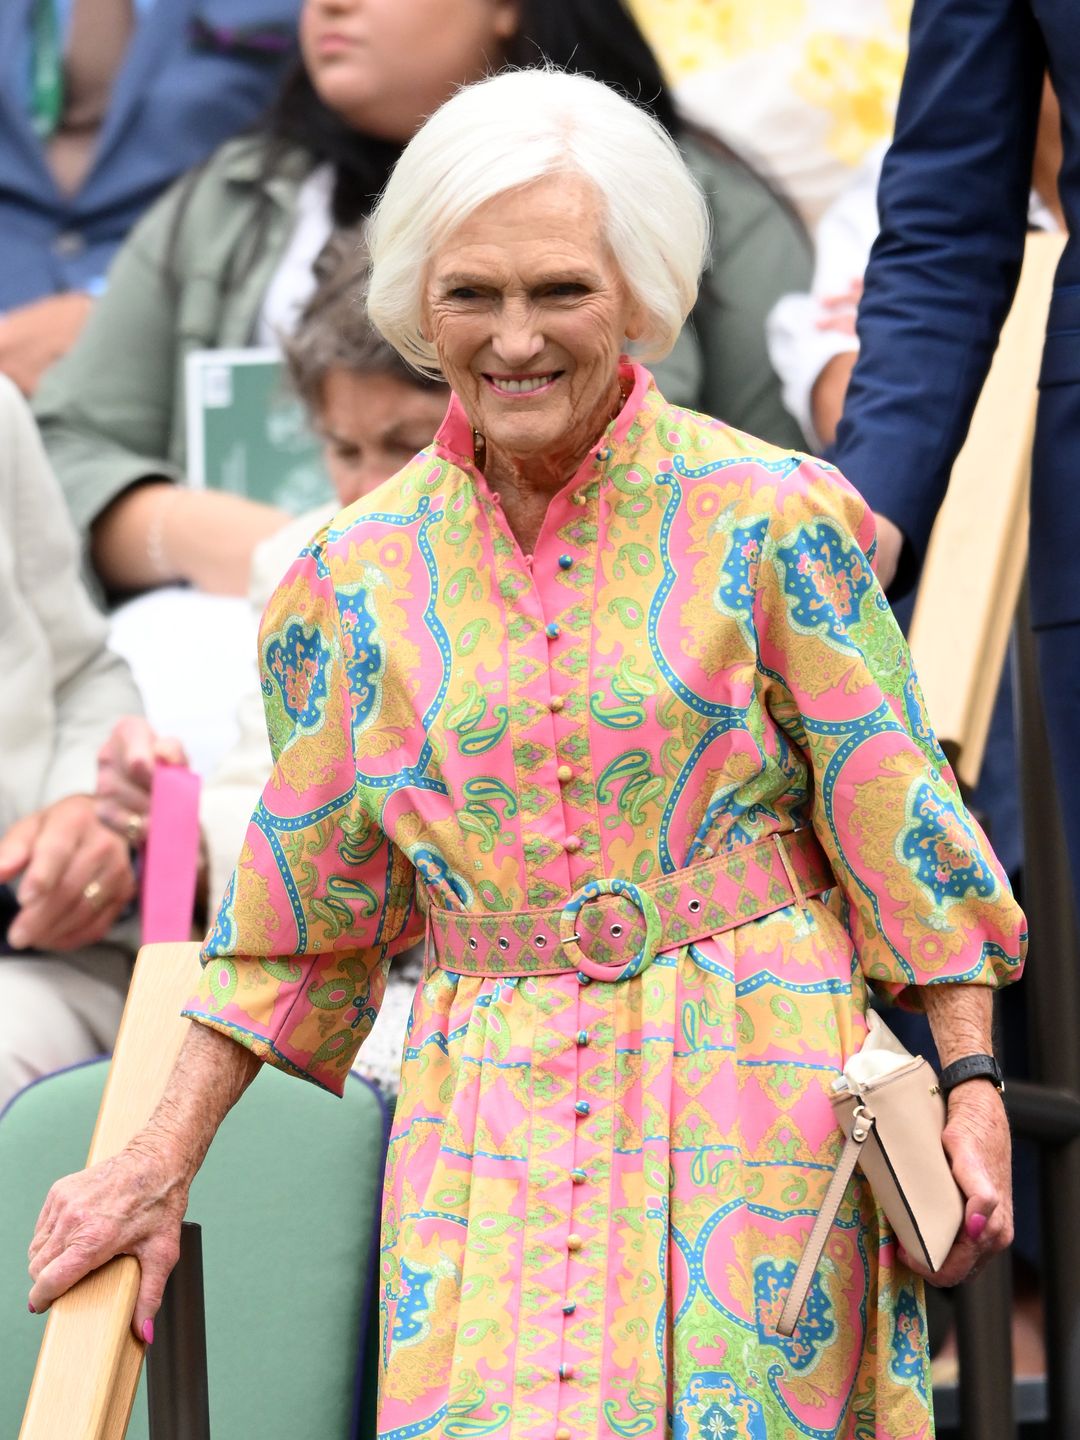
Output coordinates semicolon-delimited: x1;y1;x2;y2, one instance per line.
142;1318;154;1346
967;1213;987;1240
28;1302;35;1314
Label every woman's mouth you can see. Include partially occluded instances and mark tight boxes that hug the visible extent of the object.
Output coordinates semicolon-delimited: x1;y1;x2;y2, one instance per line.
485;372;562;395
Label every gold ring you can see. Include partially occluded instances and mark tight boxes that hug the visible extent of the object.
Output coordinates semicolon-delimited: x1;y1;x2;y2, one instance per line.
82;880;104;908
124;812;145;846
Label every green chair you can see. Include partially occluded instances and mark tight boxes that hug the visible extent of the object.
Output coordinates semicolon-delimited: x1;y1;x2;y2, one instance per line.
1;1057;387;1438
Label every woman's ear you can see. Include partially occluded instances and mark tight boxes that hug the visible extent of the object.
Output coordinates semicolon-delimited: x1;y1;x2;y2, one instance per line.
623;295;649;344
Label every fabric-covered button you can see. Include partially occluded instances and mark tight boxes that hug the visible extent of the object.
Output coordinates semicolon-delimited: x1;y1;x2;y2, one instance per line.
550;695;565;713
558;554;573;570
556;764;573;783
546;622;560;639
574;1100;590;1117
572;491;587;506
570;1167;587;1184
564;834;582;853
567;1233;583;1251
556;1429;572;1440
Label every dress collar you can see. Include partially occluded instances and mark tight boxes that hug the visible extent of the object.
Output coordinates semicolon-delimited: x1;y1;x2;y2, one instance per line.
432;360;655;472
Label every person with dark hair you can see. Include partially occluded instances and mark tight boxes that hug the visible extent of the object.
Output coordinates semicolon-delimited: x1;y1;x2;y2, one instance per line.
33;0;810;610
0;0;299;396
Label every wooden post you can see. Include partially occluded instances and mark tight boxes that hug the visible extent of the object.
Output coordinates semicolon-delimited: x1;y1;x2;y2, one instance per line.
908;232;1064;787
19;942;203;1440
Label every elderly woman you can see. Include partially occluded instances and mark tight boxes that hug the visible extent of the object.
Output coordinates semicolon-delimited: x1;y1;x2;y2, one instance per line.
30;71;1024;1440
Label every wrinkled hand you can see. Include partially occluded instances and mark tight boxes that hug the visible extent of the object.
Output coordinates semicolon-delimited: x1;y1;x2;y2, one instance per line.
28;1138;189;1342
899;1082;1013;1287
96;716;188;846
0;794;136;951
0;292;93;395
872;513;905;591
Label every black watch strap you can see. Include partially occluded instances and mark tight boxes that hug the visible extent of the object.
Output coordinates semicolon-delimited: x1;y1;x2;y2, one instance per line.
939;1053;1005;1095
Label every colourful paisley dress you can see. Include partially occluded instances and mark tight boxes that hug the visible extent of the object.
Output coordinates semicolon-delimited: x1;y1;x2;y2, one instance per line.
186;364;1025;1439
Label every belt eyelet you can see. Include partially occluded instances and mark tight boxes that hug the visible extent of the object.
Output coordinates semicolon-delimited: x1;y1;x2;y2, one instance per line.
497;937;510;950
688;898;702;914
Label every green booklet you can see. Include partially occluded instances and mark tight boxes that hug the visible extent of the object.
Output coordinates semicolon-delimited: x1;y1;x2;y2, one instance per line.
184;347;335;514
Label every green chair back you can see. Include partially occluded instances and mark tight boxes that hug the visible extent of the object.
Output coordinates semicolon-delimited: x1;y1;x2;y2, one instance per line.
0;1058;387;1438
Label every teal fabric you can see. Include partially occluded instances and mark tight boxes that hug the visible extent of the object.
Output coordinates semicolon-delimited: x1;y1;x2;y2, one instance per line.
0;1058;386;1438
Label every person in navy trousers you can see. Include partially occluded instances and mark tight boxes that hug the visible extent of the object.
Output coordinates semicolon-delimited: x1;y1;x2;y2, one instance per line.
0;0;299;394
834;0;1080;914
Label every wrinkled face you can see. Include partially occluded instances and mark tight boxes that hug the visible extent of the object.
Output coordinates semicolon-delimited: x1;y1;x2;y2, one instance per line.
300;0;519;140
315;368;448;505
423;174;646;470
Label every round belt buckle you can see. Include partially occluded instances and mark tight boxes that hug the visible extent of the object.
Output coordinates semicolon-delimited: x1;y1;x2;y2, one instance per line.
559;878;662;982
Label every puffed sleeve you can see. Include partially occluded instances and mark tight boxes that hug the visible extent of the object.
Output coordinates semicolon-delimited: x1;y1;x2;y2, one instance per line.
751;457;1026;1000
183;535;422;1094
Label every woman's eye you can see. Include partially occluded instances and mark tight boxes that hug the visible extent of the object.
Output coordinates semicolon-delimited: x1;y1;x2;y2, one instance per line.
545;283;588;298
448;286;482;301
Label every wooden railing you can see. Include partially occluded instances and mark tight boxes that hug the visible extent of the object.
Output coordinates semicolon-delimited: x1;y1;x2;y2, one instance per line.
19;943;201;1440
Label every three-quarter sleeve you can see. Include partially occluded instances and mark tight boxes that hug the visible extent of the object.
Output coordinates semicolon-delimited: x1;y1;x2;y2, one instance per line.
751;458;1026;1000
184;537;421;1094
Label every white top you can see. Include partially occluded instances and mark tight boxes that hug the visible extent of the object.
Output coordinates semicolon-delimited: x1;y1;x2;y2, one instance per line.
766;144;1061;450
255;164;335;348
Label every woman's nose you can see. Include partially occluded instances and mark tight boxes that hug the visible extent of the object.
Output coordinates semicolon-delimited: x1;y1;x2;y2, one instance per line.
491;303;544;366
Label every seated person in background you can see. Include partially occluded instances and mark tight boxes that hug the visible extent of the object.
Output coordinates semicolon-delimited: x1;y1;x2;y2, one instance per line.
766;74;1065;450
0;376;180;1109
0;0;299;395
33;0;811;617
97;235;448;1094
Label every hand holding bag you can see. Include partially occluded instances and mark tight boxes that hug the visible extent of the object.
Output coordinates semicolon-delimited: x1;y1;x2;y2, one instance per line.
776;1011;965;1336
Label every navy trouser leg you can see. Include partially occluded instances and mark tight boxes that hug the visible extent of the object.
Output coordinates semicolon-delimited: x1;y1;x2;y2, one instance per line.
1035;619;1080;920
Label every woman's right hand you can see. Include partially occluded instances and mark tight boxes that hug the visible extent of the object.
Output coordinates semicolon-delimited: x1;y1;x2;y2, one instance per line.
28;1136;189;1343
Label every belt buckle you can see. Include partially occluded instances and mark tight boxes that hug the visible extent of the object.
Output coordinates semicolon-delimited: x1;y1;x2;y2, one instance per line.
559;878;662;982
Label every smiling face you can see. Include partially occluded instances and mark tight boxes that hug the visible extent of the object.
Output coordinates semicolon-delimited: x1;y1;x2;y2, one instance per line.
300;0;519;141
316;368;448;506
423;173;646;481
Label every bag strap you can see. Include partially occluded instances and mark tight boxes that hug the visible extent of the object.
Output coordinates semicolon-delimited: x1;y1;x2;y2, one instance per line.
775;1102;873;1337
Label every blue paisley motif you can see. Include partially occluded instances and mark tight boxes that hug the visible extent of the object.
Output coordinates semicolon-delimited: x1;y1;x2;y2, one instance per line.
261;616;332;738
672;1371;767;1440
890;1284;928;1399
753;1258;835;1372
775;519;877;652
899;781;999;905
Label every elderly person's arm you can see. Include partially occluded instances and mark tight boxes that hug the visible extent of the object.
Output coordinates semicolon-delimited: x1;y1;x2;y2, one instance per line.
28;1025;260;1339
28;533;422;1333
750;455;1025;1285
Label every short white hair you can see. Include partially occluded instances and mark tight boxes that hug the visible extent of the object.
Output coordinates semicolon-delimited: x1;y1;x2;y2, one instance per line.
367;68;710;376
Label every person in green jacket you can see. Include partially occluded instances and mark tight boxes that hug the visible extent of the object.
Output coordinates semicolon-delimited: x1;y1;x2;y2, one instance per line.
34;0;811;607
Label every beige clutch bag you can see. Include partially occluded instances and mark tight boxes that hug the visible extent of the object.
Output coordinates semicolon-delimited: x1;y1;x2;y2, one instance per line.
776;1012;965;1336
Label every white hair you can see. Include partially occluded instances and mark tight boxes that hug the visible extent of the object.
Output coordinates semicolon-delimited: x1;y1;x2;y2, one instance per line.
366;68;711;376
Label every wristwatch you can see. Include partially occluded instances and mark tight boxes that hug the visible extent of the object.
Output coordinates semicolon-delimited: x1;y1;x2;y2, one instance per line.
939;1053;1005;1096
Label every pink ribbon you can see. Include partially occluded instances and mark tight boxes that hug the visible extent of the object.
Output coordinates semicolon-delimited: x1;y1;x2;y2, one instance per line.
140;762;202;943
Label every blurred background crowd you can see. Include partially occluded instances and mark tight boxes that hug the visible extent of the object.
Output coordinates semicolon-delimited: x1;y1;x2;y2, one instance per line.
0;0;1067;1429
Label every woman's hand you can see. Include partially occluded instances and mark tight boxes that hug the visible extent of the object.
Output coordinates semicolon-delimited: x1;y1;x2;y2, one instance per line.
899;1080;1013;1287
28;1135;189;1342
96;716;188;846
26;1025;262;1340
0;795;136;951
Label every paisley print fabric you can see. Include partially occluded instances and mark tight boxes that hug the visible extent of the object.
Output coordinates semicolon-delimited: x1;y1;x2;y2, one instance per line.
186;364;1025;1439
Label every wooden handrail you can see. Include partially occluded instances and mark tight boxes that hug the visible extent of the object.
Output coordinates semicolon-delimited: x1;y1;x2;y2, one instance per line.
19;942;203;1440
908;231;1065;788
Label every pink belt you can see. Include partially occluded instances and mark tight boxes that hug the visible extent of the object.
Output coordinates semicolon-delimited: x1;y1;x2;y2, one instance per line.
427;828;834;983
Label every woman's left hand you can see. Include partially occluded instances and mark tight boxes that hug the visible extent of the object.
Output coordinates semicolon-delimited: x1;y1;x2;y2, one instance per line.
898;1079;1013;1286
96;716;188;847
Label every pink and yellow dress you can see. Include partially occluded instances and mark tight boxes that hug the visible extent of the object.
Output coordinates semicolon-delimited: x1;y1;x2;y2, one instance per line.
186;365;1024;1439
